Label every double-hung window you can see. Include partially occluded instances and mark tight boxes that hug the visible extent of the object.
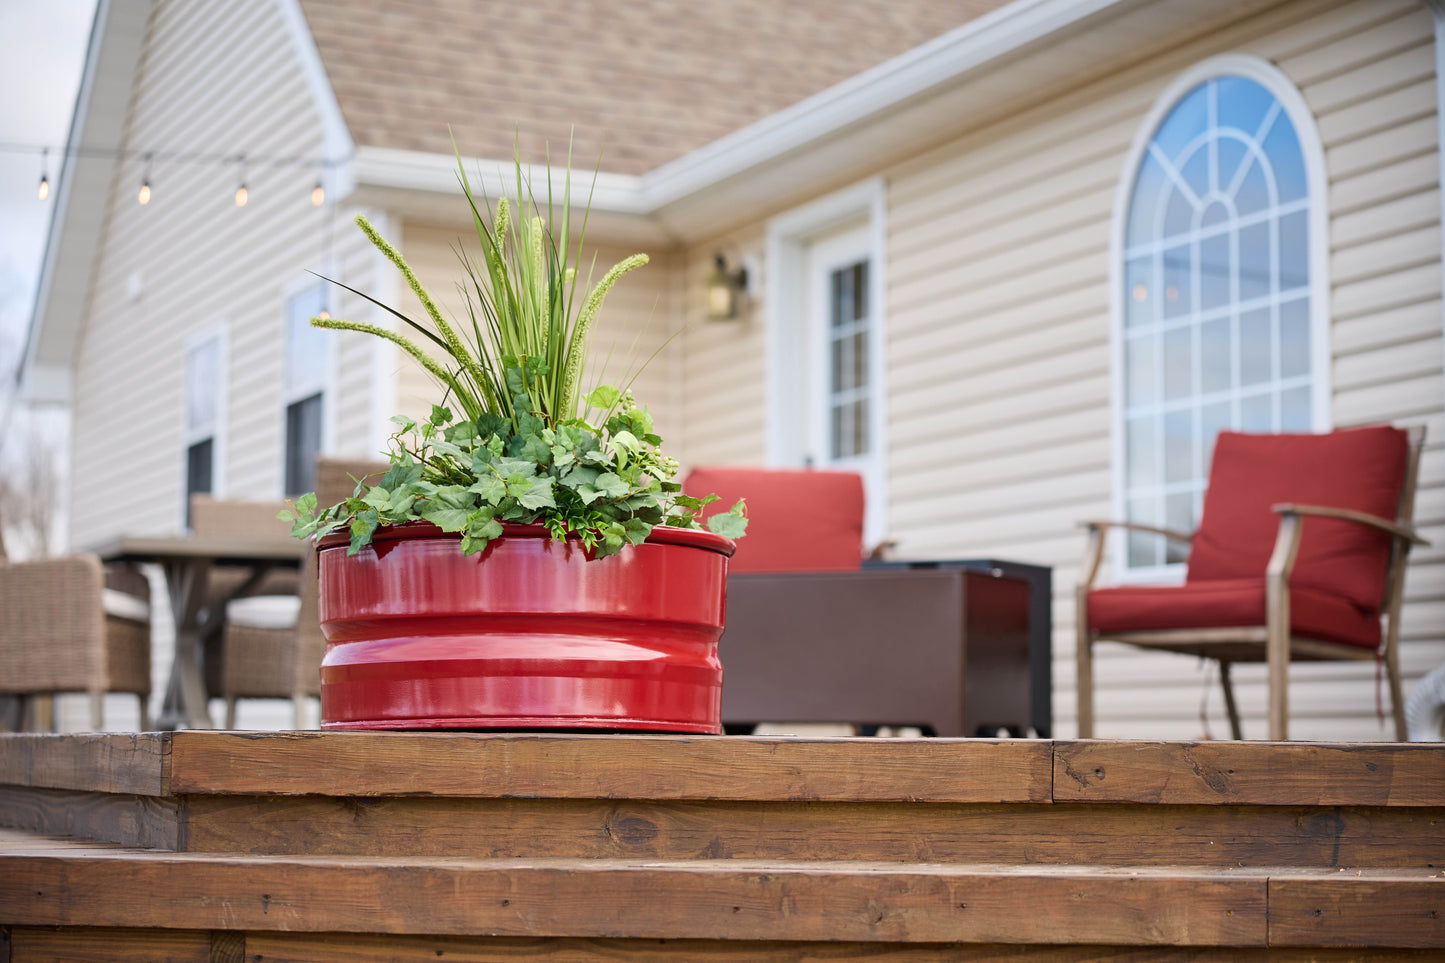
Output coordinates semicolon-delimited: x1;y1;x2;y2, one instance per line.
183;328;226;528
1117;60;1325;572
283;284;332;497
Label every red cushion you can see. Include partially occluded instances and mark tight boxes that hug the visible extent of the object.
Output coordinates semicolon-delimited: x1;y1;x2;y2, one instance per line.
1187;427;1408;613
682;467;864;574
1087;579;1381;650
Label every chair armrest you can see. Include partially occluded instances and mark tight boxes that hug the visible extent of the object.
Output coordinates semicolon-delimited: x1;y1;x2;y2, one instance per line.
1075;520;1193;593
1272;503;1430;547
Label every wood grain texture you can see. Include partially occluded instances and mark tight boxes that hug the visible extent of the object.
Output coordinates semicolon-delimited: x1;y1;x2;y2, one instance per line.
0;786;179;850
240;932;1445;962
1054;742;1445;806
0;734;168;796
1268;872;1445;948
0;847;1266;946
166;732;1052;802
181;795;1445;868
4;927;209;962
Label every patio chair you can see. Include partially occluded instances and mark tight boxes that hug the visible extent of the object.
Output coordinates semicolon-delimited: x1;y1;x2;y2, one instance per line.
684;467;1033;737
1075;425;1427;741
192;460;385;728
0;527;151;731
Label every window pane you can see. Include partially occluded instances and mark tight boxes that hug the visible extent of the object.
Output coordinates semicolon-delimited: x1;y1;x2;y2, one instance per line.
1165;492;1193;564
851;399;869;456
1125;258;1153;328
1199;231;1231;311
1201;401;1232;474
1126;153;1169;245
186;438;214;529
1127;496;1162;568
1279;210;1308;292
1163;190;1194;241
1281;386;1311;431
1200;318;1230;394
186;339;220;434
1163;326;1192;401
1280;297;1310;379
831;335;851;393
1126;334;1157;406
1238;221;1270;302
1127;416;1157;490
1180;148;1209;198
1240;307;1271;387
1164;409;1193;484
1153;85;1208;160
1241;392;1272;432
1218;76;1274;137
1215;137;1248;190
1163;245;1190;319
1234;158;1269;214
853;262;869;320
285;393;323;497
1264;115;1308;204
287;285;331;396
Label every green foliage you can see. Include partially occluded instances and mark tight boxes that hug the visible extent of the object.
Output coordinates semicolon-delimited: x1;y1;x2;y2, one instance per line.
281;150;746;558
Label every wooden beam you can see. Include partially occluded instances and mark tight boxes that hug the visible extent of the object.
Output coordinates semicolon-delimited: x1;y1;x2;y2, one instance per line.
166;732;1052;802
1053;742;1445;806
0;733;168;796
0;786;179;850
1268;871;1445;948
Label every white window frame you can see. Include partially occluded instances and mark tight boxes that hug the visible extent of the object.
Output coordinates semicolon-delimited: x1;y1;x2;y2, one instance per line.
279;273;337;498
180;321;229;530
766;179;889;548
1108;53;1331;582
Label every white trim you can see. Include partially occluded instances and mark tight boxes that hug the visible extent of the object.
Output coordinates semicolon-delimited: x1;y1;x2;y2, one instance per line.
274;0;355;197
278;274;337;496
180;321;229;529
1107;53;1332;582
764;178;889;546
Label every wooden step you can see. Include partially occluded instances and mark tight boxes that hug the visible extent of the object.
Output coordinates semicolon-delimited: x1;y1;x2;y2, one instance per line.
2;828;1442;948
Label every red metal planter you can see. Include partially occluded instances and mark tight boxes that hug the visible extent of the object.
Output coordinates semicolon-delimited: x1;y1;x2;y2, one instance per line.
315;522;735;733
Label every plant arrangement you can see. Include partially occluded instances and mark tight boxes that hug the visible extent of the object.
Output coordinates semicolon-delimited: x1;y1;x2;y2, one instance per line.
282;155;746;558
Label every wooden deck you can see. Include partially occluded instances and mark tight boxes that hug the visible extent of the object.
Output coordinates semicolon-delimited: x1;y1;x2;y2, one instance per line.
0;732;1442;960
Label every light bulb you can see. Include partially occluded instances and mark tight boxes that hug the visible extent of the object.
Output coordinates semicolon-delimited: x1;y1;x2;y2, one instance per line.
316;310;331;320
311;181;324;206
138;180;151;205
235;184;248;207
38;174;50;201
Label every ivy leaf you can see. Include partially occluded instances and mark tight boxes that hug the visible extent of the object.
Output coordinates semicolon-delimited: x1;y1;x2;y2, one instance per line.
430;485;476;510
421;507;470;532
559;465;599;491
348;508;380;556
706;499;749;539
519;476;557;511
430;404;453;427
389;415;417;433
492;457;536;478
505;473;532;498
622;517;651;545
469;475;507;505
519;433;553;467
584;385;620;410
362;487;393;512
592;472;629;500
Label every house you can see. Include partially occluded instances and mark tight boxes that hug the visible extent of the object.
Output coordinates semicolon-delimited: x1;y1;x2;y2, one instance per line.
23;0;1445;739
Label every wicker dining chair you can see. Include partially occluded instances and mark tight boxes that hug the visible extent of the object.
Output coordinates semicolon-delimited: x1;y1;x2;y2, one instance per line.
0;532;151;731
1076;425;1427;741
191;459;386;728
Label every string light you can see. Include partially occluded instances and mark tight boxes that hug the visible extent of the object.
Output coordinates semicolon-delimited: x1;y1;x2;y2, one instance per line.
37;148;50;201
137;153;152;205
311;180;325;206
234;156;248;208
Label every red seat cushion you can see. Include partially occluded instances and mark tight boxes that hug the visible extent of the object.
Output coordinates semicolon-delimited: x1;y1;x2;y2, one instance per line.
682;467;864;574
1087;579;1381;650
1187;427;1408;614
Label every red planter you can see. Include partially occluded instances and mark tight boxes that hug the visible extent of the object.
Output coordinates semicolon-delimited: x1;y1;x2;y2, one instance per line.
315;522;735;732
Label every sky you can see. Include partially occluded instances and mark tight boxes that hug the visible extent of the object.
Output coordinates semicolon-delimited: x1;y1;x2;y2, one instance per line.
0;0;99;381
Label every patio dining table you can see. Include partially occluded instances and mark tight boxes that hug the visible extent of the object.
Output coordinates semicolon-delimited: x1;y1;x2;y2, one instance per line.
92;534;307;730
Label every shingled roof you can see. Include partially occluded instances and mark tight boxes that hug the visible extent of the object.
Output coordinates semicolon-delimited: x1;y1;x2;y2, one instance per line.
297;0;1010;175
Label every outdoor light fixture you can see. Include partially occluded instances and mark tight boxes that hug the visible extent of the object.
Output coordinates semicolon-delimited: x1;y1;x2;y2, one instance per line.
138;153;152;205
37;148;49;201
234;156;248;207
705;253;748;321
311;180;325;206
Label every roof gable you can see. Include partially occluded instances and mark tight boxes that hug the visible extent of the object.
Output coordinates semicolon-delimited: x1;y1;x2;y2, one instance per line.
297;0;1008;175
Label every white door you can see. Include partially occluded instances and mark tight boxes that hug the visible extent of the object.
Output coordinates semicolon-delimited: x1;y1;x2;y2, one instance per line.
806;226;885;547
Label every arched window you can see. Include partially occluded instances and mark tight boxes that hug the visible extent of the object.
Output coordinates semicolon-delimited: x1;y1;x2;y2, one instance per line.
1115;57;1328;571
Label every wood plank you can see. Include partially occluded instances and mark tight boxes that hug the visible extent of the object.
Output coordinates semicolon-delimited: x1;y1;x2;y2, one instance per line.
0;848;1267;946
5;927;210;963
1054;742;1445;806
1268;871;1445;948
166;732;1052;802
0;785;179;850
241;932;1445;962
0;734;168;796
181;796;1445;869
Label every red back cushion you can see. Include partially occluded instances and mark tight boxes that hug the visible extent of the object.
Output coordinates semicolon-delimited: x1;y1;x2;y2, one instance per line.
1187;427;1409;612
682;467;864;574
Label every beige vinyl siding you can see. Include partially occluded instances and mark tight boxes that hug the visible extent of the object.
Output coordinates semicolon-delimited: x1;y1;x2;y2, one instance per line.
394;221;681;441
882;0;1440;740
69;0;385;546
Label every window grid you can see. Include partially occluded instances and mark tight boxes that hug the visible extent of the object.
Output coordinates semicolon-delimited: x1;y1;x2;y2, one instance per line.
1122;75;1313;569
827;260;871;461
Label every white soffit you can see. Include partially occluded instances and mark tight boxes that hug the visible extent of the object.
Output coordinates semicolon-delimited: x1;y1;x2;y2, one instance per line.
21;0;153;403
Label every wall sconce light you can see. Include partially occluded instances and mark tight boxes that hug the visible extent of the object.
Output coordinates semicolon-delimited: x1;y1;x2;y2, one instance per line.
705;253;748;321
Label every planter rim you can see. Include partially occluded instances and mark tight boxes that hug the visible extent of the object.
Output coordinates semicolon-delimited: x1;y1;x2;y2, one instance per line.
317;519;736;557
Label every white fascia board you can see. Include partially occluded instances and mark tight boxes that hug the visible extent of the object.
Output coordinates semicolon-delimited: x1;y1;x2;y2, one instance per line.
21;0;152;405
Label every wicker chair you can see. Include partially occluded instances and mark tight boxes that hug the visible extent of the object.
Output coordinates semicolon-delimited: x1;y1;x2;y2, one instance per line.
0;534;151;731
192;459;386;728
